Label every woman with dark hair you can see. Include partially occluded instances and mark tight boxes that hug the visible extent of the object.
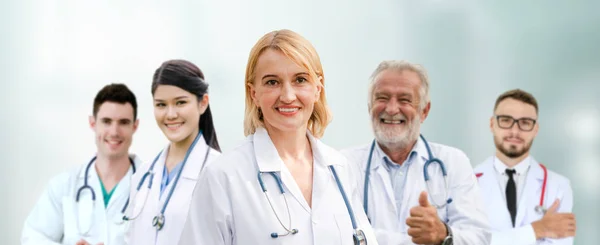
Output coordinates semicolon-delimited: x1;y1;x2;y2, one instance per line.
124;59;221;245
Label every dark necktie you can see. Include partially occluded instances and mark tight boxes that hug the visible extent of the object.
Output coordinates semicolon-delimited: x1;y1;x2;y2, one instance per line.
506;169;517;227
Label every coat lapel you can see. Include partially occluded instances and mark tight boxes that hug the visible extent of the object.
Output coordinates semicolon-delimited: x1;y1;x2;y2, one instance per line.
137;145;165;238
105;164;134;213
374;162;397;216
516;160;544;226
368;144;398;217
398;139;427;223
478;158;513;228
254;128;311;213
309;135;344;213
89;162;108;224
157;137;211;244
401;154;423;221
75;160;105;235
180;134;210;180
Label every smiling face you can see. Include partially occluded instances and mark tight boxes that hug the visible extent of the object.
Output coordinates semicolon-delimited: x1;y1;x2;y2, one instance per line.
153;85;208;144
370;69;429;149
249;49;322;135
89;101;138;160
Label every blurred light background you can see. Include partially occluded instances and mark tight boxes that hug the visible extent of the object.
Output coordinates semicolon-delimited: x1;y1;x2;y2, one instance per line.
1;0;598;244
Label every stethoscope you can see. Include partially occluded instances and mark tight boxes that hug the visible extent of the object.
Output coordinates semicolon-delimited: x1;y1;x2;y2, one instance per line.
121;132;210;231
75;156;136;236
534;163;548;215
363;134;453;218
492;159;548;215
487;158;549;215
258;166;367;244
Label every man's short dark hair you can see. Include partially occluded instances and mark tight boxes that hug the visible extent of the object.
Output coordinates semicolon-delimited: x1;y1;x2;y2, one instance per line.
93;83;138;119
494;89;539;114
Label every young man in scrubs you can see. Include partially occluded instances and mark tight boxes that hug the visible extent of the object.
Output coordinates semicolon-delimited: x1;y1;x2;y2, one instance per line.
474;89;577;244
22;83;143;245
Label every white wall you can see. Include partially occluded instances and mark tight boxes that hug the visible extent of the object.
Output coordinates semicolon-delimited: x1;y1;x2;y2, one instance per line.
1;0;598;243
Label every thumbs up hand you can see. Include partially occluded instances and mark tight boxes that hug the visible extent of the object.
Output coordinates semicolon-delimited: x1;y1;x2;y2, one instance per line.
531;199;577;239
546;199;561;213
406;191;448;244
76;239;91;245
418;190;431;207
75;239;104;245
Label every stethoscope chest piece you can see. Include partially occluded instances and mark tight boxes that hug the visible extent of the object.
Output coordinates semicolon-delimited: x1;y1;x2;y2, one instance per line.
353;229;367;245
124;133;209;231
153;214;165;231
535;205;546;215
270;229;298;238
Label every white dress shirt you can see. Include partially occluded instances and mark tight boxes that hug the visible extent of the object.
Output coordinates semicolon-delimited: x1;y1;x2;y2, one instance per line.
493;156;531;206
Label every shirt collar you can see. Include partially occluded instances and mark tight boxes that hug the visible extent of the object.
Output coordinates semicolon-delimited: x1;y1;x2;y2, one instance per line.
493;155;531;175
163;161;183;179
254;127;340;172
373;137;424;171
78;154;140;178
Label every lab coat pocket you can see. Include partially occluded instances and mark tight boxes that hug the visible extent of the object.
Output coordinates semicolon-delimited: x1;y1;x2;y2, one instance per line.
112;223;128;245
429;193;449;222
524;204;544;226
130;187;150;218
62;197;97;243
114;214;130;242
334;213;355;245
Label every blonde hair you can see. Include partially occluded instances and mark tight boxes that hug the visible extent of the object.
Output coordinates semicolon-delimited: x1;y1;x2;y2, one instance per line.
244;29;332;138
368;60;430;110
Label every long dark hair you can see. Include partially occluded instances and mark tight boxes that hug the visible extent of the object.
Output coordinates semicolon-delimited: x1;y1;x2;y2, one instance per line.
151;59;221;152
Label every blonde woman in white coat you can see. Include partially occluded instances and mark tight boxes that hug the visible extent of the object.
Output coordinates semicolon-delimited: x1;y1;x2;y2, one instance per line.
179;29;377;245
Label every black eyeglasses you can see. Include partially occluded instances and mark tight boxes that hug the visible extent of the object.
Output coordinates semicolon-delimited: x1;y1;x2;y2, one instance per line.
496;115;537;132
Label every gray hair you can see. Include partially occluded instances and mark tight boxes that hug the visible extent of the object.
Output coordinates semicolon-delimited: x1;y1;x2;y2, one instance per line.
367;60;430;110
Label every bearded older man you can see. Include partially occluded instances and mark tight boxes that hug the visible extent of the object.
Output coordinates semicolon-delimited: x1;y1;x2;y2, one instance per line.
341;60;491;245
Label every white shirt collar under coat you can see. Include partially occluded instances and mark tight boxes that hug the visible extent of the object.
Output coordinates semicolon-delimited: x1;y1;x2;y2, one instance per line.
493;155;531;176
78;153;142;178
370;136;429;170
253;127;342;172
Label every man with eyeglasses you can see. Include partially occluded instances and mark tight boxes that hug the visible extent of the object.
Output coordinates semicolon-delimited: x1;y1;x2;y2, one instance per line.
474;89;576;245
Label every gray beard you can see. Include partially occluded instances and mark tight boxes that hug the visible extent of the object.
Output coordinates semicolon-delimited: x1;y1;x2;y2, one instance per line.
373;118;420;151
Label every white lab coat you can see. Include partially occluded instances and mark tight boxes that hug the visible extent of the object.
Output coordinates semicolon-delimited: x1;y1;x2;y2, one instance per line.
125;135;220;245
474;156;574;245
22;154;142;245
178;127;378;245
341;138;491;245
